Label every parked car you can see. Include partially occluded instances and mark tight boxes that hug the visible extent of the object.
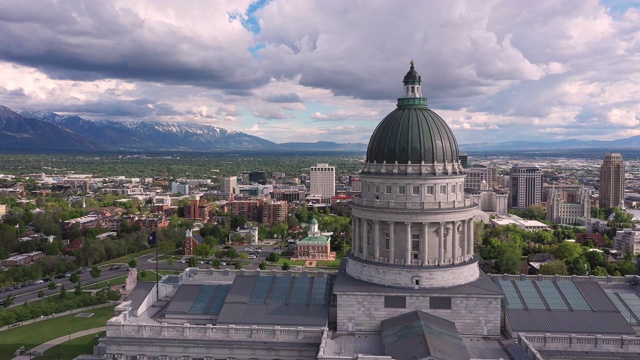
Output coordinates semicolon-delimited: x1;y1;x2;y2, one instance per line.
109;264;121;270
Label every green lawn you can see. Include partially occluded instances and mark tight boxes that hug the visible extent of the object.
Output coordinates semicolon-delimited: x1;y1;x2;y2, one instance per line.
0;306;115;359
84;271;161;290
84;275;127;289
273;257;307;266
15;289;90;308
98;248;155;265
316;258;343;268
40;331;105;360
158;270;182;275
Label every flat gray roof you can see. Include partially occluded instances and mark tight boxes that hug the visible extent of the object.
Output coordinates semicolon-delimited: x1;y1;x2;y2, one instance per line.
127;282;156;310
216;274;331;327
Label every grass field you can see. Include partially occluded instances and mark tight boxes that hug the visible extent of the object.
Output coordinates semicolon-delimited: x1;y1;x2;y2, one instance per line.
84;271;161;290
40;331;105;360
98;248;155;266
0;306;115;359
316;258;343;268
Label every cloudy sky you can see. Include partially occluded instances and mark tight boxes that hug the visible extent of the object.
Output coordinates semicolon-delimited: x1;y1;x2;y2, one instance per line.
1;0;639;146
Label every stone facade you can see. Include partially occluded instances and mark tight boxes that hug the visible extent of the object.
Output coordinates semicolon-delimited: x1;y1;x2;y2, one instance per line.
336;292;501;335
345;254;479;288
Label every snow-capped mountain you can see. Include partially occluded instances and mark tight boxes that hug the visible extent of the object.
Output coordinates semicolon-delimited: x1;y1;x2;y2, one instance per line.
18;110;280;151
1;106;103;150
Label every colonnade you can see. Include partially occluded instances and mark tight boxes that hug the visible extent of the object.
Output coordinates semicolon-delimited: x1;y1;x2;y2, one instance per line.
351;216;474;266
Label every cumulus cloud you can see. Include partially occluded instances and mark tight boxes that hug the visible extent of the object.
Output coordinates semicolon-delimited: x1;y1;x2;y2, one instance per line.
263;93;303;103
0;0;640;144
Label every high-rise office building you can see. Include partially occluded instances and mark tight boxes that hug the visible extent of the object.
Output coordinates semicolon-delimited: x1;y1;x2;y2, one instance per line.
220;176;238;195
509;163;542;209
309;163;335;202
458;153;468;168
171;181;189;195
599;153;625;209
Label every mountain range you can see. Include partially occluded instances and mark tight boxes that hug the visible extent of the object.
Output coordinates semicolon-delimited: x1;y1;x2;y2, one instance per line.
2;104;640;152
0;105;366;152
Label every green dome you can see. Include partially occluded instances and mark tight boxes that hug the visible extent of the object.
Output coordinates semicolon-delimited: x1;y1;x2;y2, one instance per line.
365;63;460;165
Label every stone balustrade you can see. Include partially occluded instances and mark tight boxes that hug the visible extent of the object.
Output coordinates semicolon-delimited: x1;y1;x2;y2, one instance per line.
352;197;473;211
489;273;630;284
518;333;640;354
106;322;325;343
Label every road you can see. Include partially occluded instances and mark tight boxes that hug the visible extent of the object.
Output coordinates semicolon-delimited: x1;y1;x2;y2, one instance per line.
2;266;132;308
3;244;282;307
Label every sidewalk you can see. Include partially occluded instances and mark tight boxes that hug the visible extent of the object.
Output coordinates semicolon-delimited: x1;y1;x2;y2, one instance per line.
12;327;106;360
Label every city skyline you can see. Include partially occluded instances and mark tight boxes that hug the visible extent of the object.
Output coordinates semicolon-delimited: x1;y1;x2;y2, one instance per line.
0;0;639;146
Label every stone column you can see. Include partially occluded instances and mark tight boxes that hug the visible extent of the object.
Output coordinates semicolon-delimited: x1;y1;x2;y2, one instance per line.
461;219;467;261
352;217;357;257
389;222;395;264
374;220;380;260
452;220;458;264
405;222;411;265
438;222;444;265
361;218;368;259
422;222;429;266
467;218;474;258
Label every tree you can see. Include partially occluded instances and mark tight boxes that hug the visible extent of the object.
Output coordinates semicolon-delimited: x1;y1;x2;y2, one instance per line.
539;260;568;275
90;265;101;280
59;284;67;299
211;258;221;268
37;289;45;298
48;281;57;290
281;262;291;271
128;258;138;269
2;293;15;307
616;259;637;276
567;256;590;275
69;271;80;284
552;241;584;262
592;266;609;276
585;251;609;270
259;262;267;270
194;244;213;258
226;248;239;261
75;281;83;295
230;215;247;229
187;257;198;267
497;251;520;274
266;252;280;263
235;261;243;270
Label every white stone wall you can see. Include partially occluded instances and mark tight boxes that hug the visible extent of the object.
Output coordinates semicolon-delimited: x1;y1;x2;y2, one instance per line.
345;257;479;288
336;292;502;336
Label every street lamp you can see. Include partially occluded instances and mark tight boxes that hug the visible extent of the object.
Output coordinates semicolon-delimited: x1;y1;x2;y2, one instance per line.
68;329;71;342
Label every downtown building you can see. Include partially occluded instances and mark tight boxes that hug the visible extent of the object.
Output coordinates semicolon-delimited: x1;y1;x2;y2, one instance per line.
309;163;336;203
96;63;640;360
599;153;625;209
545;186;591;225
509;163;542;209
261;200;288;225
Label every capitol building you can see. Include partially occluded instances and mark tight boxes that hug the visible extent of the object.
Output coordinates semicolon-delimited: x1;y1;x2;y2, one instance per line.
95;63;640;360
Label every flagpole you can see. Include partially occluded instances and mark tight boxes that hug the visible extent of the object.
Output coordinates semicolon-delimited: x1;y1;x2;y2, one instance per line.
156;238;159;302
